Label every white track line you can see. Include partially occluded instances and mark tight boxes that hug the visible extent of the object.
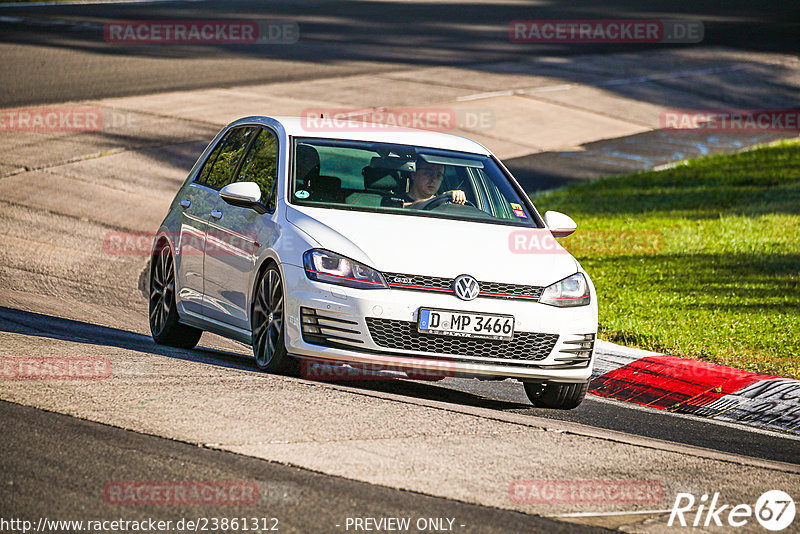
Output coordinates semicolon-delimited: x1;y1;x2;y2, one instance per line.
557;508;674;518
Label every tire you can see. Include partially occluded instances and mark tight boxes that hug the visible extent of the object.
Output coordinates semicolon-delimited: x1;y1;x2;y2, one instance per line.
523;381;589;410
149;245;202;349
251;264;297;375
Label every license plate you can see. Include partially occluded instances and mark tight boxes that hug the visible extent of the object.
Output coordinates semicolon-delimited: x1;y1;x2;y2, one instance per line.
417;308;514;340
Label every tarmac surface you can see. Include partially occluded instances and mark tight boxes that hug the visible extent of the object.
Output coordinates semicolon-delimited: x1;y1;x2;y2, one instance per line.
1;1;799;532
1;0;798;107
2;400;604;533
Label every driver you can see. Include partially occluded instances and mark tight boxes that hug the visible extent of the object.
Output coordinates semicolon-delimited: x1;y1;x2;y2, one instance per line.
382;158;466;208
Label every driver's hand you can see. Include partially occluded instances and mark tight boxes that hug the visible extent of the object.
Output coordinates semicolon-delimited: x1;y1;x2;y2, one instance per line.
449;190;467;204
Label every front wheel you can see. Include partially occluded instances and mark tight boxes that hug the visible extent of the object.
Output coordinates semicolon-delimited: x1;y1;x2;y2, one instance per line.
149;245;202;349
252;264;297;375
523;381;589;410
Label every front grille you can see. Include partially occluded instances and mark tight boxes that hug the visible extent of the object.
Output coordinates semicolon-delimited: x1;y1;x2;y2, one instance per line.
383;272;543;301
384;273;451;291
366;318;557;361
479;281;543;299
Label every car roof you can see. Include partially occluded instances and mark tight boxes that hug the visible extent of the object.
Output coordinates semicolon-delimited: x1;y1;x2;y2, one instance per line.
263;116;492;155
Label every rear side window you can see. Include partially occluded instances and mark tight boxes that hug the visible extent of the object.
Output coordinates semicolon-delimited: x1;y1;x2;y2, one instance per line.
199;127;258;189
238;127;278;210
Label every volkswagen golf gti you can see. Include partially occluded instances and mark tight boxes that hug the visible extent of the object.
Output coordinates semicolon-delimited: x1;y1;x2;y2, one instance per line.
149;116;598;409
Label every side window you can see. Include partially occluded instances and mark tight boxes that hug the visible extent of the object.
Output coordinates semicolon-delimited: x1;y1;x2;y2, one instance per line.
197;130;232;184
238;127;279;211
201;127;258;189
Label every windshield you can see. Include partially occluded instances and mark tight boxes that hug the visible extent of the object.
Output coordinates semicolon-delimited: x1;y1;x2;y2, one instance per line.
290;138;540;227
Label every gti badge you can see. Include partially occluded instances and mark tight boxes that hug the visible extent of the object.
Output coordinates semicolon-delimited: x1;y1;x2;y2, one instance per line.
453;275;480;301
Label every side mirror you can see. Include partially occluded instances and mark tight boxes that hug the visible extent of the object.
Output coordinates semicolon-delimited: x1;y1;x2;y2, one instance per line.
544;210;577;237
219;182;267;214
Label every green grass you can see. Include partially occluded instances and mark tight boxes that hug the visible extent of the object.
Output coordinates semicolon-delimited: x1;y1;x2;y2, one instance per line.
532;139;800;379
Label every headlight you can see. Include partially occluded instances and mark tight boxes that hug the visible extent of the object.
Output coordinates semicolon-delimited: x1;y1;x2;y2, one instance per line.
539;273;590;307
303;249;387;289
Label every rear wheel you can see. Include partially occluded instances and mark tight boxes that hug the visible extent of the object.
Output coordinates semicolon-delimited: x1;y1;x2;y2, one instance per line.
149;245;202;349
252;264;297;374
523;381;589;410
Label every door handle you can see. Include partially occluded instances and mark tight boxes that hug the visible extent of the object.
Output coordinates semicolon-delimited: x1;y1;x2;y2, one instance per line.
210;209;223;220
179;199;191;209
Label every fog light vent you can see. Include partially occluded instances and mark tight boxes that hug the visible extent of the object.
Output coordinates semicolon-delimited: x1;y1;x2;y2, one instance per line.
300;307;364;347
554;333;595;367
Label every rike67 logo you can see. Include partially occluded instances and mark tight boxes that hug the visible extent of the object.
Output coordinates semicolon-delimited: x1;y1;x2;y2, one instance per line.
669;490;795;531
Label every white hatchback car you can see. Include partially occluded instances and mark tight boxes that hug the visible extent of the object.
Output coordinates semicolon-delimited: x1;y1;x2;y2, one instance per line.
150;116;597;409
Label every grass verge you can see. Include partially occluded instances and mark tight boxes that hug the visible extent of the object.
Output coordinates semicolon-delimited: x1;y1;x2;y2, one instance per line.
532;139;800;379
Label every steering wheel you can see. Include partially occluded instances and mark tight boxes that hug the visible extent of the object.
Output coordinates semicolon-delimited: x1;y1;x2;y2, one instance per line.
418;193;477;211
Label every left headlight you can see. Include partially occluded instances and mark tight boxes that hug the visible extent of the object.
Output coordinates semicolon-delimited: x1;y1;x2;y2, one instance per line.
539;272;590;307
303;249;387;290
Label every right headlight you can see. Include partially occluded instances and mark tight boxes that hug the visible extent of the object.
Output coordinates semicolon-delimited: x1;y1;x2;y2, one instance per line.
539;272;590;307
303;249;387;290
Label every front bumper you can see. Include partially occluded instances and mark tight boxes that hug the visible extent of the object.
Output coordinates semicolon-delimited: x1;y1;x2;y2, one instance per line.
281;263;597;382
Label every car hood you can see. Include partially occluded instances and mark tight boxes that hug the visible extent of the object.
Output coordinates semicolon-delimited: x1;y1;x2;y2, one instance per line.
286;205;578;286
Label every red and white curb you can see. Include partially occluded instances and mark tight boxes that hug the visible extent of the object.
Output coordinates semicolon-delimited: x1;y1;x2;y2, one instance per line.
591;341;800;435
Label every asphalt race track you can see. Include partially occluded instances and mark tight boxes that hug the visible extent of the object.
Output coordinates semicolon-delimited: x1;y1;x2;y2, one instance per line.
3;305;799;466
1;0;798;107
2;400;598;533
1;1;799;532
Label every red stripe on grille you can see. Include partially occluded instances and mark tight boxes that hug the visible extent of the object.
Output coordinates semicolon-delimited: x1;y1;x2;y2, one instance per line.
388;283;537;299
388;283;450;291
479;291;537;299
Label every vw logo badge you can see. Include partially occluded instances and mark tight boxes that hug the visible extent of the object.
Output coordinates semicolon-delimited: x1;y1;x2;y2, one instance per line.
453;275;480;301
